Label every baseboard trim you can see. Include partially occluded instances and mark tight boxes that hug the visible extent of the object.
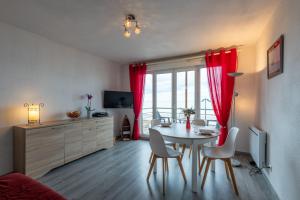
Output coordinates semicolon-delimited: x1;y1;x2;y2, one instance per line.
261;169;280;200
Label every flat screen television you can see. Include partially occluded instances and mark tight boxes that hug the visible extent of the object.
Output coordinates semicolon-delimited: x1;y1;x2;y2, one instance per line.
103;91;133;108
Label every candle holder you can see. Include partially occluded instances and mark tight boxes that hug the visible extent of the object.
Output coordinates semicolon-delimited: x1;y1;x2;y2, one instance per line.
24;103;44;125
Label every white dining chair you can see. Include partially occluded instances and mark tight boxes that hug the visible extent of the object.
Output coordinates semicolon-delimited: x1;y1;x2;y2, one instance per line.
192;119;206;126
147;128;187;194
149;119;176;172
199;127;239;195
151;119;176;148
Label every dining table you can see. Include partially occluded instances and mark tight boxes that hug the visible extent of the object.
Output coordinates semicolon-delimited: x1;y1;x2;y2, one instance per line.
152;123;219;193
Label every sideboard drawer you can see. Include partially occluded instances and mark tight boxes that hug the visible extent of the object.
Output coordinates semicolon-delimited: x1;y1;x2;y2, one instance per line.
82;127;97;155
26;127;64;178
64;123;83;163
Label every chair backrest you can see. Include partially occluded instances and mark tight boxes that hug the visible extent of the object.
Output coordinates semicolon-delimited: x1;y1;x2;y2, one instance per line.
192;119;206;126
151;119;161;127
221;127;239;157
154;111;161;120
149;128;169;157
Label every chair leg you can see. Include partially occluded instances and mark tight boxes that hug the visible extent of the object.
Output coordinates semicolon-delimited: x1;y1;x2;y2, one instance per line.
224;160;230;180
226;159;239;195
188;145;192;158
181;144;186;159
176;156;187;183
199;156;207;175
147;155;157;181
201;158;212;190
162;158;165;195
172;143;176;150
149;152;153;163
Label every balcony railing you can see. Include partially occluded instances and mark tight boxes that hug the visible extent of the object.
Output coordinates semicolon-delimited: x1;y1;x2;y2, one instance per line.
141;99;217;134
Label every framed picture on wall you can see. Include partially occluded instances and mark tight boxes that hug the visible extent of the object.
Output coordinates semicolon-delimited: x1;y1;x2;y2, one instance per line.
267;35;284;79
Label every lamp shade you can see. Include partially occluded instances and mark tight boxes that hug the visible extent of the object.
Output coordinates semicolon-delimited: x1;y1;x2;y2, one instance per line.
24;103;44;125
28;104;39;124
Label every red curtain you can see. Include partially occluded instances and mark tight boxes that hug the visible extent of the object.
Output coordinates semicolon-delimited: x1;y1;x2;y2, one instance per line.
129;63;147;140
205;48;237;145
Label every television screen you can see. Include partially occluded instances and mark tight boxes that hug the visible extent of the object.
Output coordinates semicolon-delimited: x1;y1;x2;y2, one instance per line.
103;91;133;108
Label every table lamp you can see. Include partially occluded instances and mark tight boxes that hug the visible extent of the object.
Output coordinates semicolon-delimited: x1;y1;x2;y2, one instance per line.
24;103;44;125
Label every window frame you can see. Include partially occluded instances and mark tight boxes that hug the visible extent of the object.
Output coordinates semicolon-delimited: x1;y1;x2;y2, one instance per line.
141;65;213;136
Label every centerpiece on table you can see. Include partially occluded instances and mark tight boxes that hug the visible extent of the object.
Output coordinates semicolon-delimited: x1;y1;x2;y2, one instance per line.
85;94;95;119
182;108;195;129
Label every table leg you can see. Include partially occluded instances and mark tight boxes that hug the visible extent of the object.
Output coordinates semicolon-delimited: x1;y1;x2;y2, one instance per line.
210;141;215;172
192;142;198;192
154;158;157;173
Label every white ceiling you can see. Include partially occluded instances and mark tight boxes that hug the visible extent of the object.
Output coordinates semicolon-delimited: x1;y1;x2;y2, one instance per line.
0;0;279;64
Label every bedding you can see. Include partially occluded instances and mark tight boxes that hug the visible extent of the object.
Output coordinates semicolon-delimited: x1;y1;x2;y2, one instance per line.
0;173;65;200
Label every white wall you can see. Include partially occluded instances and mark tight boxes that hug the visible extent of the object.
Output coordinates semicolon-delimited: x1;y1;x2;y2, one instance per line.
254;0;300;199
235;45;256;152
0;21;121;175
118;65;135;132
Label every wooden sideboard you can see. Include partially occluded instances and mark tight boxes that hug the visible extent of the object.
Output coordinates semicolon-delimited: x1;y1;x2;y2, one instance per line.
13;117;113;179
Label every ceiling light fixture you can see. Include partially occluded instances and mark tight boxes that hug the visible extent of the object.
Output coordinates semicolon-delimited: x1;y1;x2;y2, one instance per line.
124;18;132;28
134;24;141;35
124;28;131;38
123;14;141;38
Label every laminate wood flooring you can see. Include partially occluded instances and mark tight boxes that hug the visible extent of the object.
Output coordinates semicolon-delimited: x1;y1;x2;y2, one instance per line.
39;141;278;200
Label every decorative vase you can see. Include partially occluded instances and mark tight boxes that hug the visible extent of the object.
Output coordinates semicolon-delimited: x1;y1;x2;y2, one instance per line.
87;110;91;119
186;116;191;129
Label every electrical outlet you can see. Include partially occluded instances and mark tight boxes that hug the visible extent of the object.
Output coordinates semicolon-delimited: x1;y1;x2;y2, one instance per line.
265;165;272;172
268;165;272;171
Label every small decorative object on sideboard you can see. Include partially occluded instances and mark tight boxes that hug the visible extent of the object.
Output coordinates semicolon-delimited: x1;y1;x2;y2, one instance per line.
24;103;44;125
120;115;131;140
85;94;95;118
66;111;81;119
267;35;284;79
92;112;108;117
182;108;195;129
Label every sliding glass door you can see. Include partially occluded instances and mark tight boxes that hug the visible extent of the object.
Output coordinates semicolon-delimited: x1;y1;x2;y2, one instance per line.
176;70;195;121
141;66;216;136
200;68;217;126
156;72;173;122
142;71;173;135
141;74;153;135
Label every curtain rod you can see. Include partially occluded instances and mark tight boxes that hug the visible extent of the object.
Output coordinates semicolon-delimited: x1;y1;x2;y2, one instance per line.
144;45;243;66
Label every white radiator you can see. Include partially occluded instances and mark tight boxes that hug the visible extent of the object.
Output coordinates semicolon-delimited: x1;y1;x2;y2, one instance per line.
249;126;267;168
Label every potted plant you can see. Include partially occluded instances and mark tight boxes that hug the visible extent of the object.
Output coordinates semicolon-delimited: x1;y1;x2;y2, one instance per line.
85;94;95;118
182;108;195;129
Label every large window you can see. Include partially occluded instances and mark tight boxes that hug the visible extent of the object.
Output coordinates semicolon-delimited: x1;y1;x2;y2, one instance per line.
176;71;195;121
141;67;216;135
200;68;217;126
156;73;172;119
142;74;153;134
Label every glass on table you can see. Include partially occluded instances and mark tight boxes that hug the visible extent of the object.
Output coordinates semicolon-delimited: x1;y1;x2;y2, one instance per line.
192;124;199;134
